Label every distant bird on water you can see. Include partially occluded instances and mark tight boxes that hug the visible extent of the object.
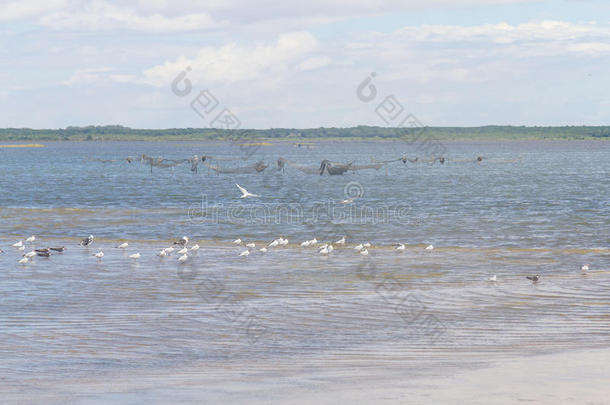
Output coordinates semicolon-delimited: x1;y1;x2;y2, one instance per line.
80;235;94;247
190;244;200;251
236;183;259;198
129;253;141;260
177;247;188;255
18;257;28;265
26;236;36;243
259;247;267;253
581;265;589;273
36;251;50;257
360;249;369;256
425;245;434;251
233;238;242;245
246;242;256;248
174;236;189;246
526;274;540;283
50;247;66;252
395;243;405;251
178;254;188;263
12;240;23;248
93;250;104;260
239;250;250;257
116;242;129;249
488;275;497;282
335;236;346;245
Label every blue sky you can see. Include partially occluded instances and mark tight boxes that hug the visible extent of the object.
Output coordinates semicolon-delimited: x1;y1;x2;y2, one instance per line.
1;0;609;128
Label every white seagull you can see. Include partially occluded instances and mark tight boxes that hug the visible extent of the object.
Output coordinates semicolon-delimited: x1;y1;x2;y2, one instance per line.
158;249;168;257
236;183;259;198
246;243;256;248
117;242;129;249
24;251;36;258
395;243;405;251
129;253;141;260
354;244;364;251
26;236;36;243
178;254;188;263
279;237;289;246
18;246;25;252
93;251;104;260
581;264;589;272
488;275;497;282
425;245;434;251
360;249;369;256
268;239;280;247
12;240;23;248
233;238;242;245
310;238;318;245
259;247;267;253
363;242;371;248
177;247;188;255
335;236;346;245
239;250;250;257
164;246;175;253
190;244;200;251
18;257;28;265
319;246;330;255
300;240;311;247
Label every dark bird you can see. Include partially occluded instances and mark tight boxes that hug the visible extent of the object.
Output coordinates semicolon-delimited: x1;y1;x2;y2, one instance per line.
36;251;51;257
526;274;540;283
50;247;66;252
0;248;4;254
80;235;94;247
35;248;50;254
173;236;189;246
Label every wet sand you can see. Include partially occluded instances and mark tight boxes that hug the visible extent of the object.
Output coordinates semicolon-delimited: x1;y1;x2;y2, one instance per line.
4;347;609;404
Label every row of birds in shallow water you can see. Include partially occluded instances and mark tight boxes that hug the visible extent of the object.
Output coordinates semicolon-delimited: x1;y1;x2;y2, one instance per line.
3;235;593;282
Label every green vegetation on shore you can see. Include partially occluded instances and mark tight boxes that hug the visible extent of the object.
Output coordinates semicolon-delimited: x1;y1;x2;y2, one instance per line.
0;125;608;141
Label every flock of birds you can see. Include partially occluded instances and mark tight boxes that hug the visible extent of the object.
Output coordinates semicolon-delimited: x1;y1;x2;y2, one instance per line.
2;233;593;284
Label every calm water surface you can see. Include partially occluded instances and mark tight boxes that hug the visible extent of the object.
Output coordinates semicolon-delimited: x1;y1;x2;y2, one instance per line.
0;140;608;403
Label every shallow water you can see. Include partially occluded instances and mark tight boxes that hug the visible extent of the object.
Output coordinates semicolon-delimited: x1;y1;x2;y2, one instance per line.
0;140;609;402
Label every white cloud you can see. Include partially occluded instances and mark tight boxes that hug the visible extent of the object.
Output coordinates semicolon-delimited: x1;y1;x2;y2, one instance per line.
0;0;66;22
41;0;220;31
142;31;319;86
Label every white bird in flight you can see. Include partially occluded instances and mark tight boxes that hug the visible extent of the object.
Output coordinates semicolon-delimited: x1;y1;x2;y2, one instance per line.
236;183;259;198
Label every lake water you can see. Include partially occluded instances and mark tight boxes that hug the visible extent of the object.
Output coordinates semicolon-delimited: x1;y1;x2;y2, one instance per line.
0;140;609;403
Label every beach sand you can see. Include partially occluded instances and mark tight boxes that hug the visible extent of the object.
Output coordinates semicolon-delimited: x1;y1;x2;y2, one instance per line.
6;347;609;404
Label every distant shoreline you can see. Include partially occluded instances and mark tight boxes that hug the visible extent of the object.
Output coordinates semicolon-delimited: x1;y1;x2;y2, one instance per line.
0;125;608;141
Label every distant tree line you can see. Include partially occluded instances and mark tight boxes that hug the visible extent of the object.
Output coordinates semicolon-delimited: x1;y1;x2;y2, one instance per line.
0;125;608;141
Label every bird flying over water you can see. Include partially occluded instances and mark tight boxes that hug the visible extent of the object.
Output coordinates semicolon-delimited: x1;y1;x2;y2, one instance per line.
236;183;259;198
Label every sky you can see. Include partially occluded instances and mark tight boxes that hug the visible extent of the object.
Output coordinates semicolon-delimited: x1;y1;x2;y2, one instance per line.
0;0;609;129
